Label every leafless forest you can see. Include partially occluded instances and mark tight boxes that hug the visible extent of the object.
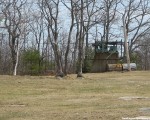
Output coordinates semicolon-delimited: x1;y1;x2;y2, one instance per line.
0;0;150;76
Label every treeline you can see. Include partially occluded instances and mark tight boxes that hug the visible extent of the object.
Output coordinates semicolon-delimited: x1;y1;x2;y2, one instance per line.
0;0;150;76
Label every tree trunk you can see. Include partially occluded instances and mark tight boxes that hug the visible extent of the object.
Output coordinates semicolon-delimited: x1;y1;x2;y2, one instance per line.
52;43;64;77
72;31;79;74
77;39;84;77
64;21;74;75
13;47;19;76
10;37;17;75
77;0;84;78
122;15;131;71
11;51;17;75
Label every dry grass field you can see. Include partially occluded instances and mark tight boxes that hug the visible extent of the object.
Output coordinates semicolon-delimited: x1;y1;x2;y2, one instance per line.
0;71;150;120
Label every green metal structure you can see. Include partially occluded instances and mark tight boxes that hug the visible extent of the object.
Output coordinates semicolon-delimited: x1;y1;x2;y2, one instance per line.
91;40;124;72
92;41;121;53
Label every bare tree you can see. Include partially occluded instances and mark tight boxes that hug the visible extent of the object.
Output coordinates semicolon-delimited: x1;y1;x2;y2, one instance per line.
38;0;64;77
84;0;99;46
28;9;48;73
122;12;131;71
73;5;80;74
1;0;28;75
137;35;150;70
119;0;150;71
73;0;85;77
64;0;99;77
98;0;120;42
61;0;75;75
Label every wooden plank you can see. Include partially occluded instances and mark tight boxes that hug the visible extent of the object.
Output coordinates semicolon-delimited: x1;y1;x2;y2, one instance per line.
107;64;123;71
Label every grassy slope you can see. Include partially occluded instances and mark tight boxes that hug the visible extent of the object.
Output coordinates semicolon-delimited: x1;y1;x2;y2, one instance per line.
0;71;150;120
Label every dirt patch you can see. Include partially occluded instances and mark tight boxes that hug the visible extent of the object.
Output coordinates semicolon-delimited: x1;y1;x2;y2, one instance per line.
139;108;150;113
124;116;150;119
0;104;26;107
119;96;150;101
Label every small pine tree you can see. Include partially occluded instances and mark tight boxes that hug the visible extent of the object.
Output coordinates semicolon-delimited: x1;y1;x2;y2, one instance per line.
22;49;42;75
82;47;95;73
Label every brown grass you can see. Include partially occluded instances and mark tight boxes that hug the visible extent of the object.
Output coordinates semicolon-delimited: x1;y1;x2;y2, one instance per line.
0;71;150;120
